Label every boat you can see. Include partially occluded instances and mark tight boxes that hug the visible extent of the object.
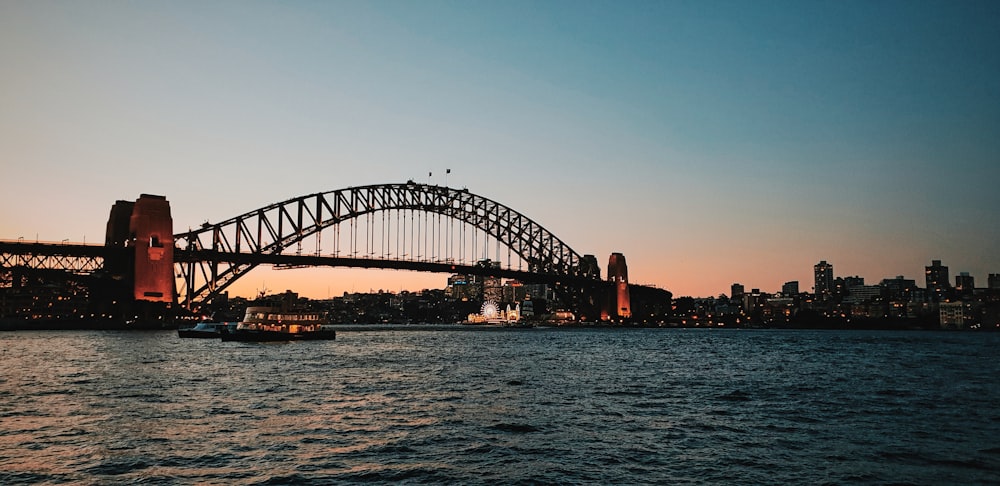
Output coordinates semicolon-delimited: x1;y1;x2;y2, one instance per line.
220;306;336;342
177;321;235;338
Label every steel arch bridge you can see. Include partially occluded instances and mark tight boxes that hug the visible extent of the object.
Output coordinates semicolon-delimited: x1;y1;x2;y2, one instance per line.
174;182;603;311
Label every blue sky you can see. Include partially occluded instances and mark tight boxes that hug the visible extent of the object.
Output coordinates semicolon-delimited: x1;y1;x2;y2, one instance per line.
1;1;997;297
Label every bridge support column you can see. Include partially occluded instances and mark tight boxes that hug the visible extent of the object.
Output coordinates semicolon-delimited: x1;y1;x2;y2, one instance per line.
603;252;631;321
106;194;175;305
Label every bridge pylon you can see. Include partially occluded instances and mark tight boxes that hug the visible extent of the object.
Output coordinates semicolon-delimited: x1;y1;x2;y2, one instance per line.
105;194;176;318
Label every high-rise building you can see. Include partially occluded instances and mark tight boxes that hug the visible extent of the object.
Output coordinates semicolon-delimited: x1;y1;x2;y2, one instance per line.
731;283;745;299
955;272;975;296
483;276;503;303
446;274;475;301
881;276;916;300
845;285;882;304
781;281;799;296
814;261;834;298
925;260;950;294
990;274;1000;290
743;288;764;312
502;279;527;303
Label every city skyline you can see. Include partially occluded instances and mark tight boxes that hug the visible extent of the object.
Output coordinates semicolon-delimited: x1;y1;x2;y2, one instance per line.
2;1;998;300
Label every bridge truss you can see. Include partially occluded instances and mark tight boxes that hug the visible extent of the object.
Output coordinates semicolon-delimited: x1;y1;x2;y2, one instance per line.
0;242;110;275
174;182;603;310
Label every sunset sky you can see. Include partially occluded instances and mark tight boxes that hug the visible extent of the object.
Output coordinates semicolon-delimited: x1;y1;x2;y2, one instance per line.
1;1;998;299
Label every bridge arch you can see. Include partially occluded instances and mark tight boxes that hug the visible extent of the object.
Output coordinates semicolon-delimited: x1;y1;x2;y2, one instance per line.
174;182;601;309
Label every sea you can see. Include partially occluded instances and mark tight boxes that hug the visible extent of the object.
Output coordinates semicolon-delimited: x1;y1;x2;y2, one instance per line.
1;327;999;485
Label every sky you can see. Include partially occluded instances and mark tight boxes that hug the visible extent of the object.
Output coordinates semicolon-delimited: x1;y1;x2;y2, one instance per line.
1;0;998;299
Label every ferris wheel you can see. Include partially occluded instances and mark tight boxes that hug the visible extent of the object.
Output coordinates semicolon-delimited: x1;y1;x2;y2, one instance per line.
480;300;500;319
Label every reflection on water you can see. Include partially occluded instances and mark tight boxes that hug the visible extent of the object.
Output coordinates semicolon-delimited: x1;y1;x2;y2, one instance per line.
2;329;999;484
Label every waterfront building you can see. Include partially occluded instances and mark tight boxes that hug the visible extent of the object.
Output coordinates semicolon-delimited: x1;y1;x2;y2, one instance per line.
731;283;745;299
447;274;467;299
763;296;795;322
881;276;917;300
955;272;975;297
483;276;503;304
939;302;968;329
814;261;834;299
844;284;882;304
523;283;555;302
743;288;765;313
925;260;950;294
446;274;482;302
468;260;503;303
502;279;527;303
781;281;799;296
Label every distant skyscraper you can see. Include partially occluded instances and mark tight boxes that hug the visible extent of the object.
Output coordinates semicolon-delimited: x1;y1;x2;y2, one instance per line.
955;272;974;296
731;283;745;299
925;260;950;293
814;260;834;298
990;274;1000;290
781;281;799;296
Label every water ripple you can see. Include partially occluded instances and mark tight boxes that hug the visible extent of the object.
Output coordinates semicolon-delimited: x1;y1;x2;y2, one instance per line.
1;329;999;484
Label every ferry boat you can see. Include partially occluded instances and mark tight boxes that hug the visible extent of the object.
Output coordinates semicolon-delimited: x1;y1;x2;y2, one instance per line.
177;321;235;338
221;306;336;342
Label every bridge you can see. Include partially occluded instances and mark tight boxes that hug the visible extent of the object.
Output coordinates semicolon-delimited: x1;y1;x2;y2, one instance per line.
1;183;671;322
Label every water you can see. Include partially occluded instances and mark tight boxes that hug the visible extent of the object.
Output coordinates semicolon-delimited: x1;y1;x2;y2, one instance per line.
2;328;999;485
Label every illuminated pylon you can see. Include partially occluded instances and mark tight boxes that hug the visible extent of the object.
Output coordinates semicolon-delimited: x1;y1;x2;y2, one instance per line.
608;252;631;320
129;195;174;303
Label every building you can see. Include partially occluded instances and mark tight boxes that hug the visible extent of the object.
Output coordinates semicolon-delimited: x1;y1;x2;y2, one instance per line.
939;302;968;329
523;283;555;302
483;276;503;304
473;260;503;303
446;274;479;301
955;272;975;297
502;279;527;303
731;283;745;299
925;259;950;294
814;261;834;298
781;281;799;296
990;274;1000;290
844;284;882;304
881;276;916;300
743;288;765;313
